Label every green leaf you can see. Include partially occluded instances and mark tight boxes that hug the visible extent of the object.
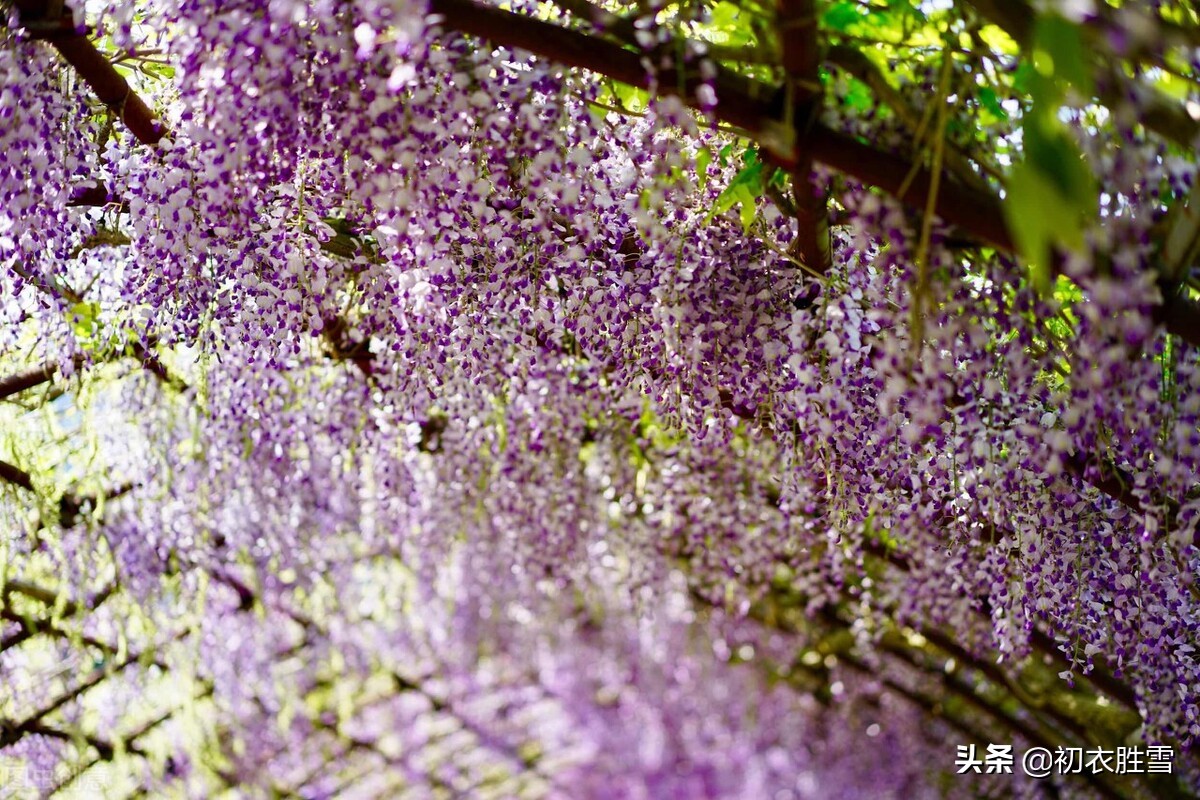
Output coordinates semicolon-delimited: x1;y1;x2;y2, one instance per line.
139;62;176;80
728;159;763;193
696;146;712;191
1033;14;1093;97
1009;13;1095;286
737;186;758;233
1023;114;1094;210
705;1;755;46
706;157;764;229
71;301;100;339
886;0;926;23
611;81;648;113
823;1;861;32
843;77;873;112
977;86;1007;120
1052;274;1083;304
1012;61;1037;95
1004;160;1088;292
710;1;738;30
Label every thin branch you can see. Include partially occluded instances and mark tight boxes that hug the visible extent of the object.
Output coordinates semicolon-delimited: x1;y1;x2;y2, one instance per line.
432;0;1013;245
0;457;137;529
429;0;775;135
2;580;115;653
45;685;215;797
19;720;145;761
826;44;997;190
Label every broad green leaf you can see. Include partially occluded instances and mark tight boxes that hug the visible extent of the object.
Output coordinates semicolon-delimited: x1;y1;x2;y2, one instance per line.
886;0;926;24
1152;69;1194;101
1033;14;1093;97
611;81;648;113
710;1;738;30
1053;274;1083;304
1004;160;1088;292
979;24;1019;55
704;2;755;46
711;165;760;215
977;87;1007;120
696;146;712;191
737;187;757;232
823;1;861;32
1012;62;1038;95
71;301;100;339
706;155;764;229
1023;111;1094;210
844;77;873;112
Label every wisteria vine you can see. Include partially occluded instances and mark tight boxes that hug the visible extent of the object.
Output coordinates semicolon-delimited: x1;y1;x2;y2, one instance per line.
3;0;1200;798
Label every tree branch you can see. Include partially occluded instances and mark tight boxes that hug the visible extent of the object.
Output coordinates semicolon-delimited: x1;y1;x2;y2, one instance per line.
826;44;996;192
0;628;186;750
428;0;1200;346
0;459;36;492
0;361;62;401
16;0;166;146
778;0;832;273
